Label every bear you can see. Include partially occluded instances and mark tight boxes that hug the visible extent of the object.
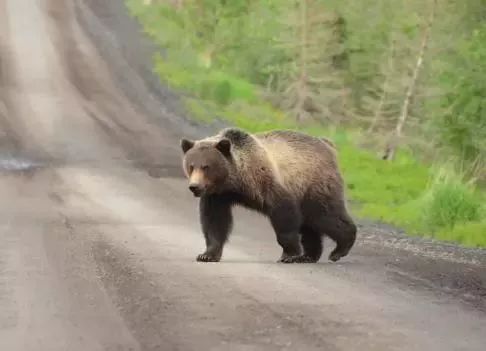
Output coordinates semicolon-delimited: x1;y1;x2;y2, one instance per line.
180;127;356;263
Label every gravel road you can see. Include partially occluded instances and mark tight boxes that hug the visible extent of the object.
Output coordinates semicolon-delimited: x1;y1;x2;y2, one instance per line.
0;1;485;350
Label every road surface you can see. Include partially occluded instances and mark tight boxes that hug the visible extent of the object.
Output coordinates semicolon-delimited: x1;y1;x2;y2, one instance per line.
0;1;485;350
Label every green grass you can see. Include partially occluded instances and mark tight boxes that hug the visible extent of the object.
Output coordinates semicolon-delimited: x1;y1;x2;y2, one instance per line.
127;0;486;248
420;168;482;230
436;221;486;247
155;56;257;106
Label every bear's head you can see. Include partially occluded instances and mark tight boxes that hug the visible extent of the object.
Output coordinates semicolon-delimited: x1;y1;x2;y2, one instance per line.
180;137;232;197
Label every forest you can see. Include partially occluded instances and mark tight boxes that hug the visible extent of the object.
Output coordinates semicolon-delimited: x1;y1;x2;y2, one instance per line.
126;0;486;246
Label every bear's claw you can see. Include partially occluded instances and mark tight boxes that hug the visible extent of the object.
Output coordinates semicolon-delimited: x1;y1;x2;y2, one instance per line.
328;250;347;262
196;253;221;262
278;255;318;263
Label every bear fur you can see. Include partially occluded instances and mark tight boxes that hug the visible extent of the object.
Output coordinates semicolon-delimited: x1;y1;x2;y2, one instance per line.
180;127;356;263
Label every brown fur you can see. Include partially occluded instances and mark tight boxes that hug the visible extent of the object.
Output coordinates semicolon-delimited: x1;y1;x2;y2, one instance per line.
189;129;341;204
180;127;356;263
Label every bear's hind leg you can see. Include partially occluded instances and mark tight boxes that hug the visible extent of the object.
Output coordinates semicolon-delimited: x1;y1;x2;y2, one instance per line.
198;195;233;262
313;213;356;262
303;193;357;262
328;217;356;262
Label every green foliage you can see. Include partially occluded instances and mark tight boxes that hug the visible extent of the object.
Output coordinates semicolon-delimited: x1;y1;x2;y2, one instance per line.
126;0;486;248
339;144;428;205
341;146;430;232
434;24;486;178
154;55;257;105
419;168;482;230
436;221;486;248
353;164;485;247
274;0;348;122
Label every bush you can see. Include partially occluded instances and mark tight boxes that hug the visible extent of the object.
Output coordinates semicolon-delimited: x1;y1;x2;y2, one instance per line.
420;168;482;231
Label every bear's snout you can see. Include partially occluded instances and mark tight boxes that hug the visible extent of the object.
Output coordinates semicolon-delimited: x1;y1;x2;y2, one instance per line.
189;184;203;197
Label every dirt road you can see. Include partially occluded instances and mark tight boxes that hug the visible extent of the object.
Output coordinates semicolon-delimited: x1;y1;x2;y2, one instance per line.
0;1;485;350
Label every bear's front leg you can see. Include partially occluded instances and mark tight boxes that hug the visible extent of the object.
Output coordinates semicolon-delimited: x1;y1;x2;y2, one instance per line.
269;199;302;263
197;195;233;262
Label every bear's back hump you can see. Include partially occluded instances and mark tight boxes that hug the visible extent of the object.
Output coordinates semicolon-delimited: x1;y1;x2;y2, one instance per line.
255;130;338;194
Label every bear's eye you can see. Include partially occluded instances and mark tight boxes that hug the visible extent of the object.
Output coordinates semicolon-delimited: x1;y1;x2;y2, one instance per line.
189;165;194;173
202;165;210;171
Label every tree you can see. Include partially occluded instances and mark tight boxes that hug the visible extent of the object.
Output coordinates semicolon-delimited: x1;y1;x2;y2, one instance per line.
382;0;438;160
434;23;486;180
276;0;347;123
134;0;486;178
366;38;395;133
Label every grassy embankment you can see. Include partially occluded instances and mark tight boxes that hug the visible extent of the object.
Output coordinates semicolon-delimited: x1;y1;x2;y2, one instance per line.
126;0;486;247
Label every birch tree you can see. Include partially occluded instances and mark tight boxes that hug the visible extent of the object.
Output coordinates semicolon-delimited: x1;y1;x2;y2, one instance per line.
382;0;438;160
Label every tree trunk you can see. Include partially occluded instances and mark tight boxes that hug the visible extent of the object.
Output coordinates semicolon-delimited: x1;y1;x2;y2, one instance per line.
295;0;308;122
368;39;395;133
383;0;437;160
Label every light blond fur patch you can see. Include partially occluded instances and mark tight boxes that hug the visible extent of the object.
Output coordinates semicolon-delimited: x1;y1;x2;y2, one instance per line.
189;168;206;186
252;136;284;186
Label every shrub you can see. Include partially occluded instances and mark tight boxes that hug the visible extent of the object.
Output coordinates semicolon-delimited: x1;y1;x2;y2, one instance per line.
420;168;482;231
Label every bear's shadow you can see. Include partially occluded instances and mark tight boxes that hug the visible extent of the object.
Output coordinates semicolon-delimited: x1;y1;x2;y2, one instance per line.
219;259;358;266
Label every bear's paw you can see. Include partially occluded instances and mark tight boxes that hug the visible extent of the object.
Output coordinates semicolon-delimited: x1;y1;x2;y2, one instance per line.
278;255;318;264
196;253;221;262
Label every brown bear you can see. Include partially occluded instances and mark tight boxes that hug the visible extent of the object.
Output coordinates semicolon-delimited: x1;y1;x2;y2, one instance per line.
180;127;356;263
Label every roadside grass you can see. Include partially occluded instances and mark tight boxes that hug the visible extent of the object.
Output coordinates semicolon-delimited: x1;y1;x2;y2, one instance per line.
127;0;486;248
154;56;257;106
420;168;482;230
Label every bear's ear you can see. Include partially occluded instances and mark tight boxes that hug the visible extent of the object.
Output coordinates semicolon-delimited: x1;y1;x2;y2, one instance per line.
215;138;231;157
180;139;195;154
